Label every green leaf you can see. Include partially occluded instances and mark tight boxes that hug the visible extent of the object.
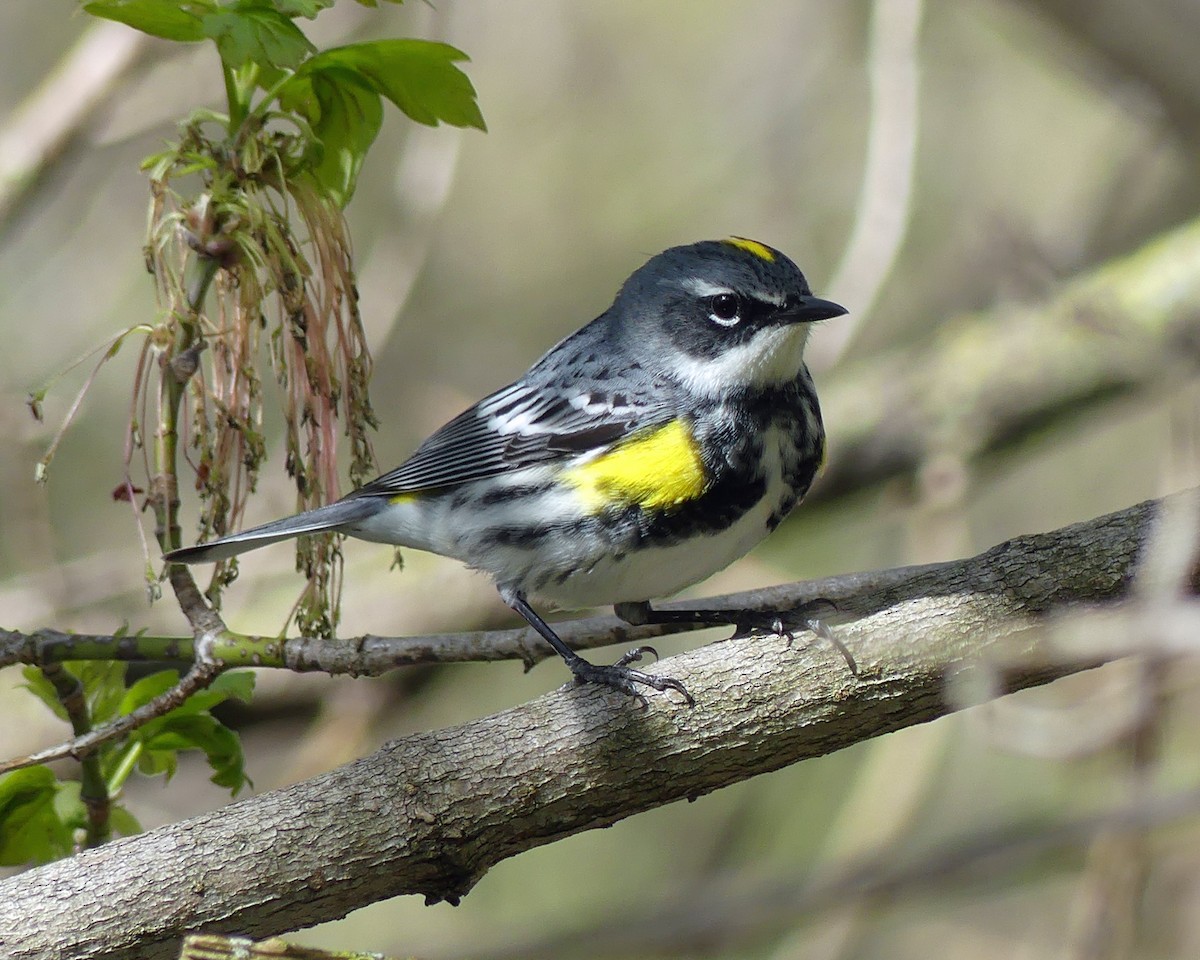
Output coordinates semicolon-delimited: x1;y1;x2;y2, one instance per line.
20;661;129;725
0;768;73;865
198;723;247;792
275;38;483;204
140;669;256;719
19;667;68;722
288;39;485;131
136;742;178;780
52;780;88;834
269;0;336;16
139;715;248;794
305;70;383;206
75;660;130;725
118;669;179;716
83;0;213;41
100;740;140;786
203;6;315;74
114;670;253;790
209;669;256;703
280;68;383;205
188;667;254;710
108;804;143;838
20;660;135;740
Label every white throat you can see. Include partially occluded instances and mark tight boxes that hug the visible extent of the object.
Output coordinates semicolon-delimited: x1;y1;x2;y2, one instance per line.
672;324;812;398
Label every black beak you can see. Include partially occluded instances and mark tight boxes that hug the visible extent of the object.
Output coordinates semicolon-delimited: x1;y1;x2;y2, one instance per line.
789;295;848;323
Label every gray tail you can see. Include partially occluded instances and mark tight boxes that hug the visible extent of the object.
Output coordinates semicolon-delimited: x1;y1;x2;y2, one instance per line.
163;497;381;565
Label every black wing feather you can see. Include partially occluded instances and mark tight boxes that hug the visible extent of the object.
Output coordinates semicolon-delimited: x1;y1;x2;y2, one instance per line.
353;381;667;497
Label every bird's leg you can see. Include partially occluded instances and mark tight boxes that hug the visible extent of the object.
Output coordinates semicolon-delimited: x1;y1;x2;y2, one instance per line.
614;599;857;676
504;591;694;707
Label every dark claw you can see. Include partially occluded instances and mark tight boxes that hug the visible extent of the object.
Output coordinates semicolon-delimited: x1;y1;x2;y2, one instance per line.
789;606;857;675
614;645;660;668
817;622;858;676
568;657;694;708
730;604;857;677
732;611;794;641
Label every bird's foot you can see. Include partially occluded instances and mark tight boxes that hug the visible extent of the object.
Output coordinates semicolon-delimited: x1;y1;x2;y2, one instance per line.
567;646;694;708
730;600;856;675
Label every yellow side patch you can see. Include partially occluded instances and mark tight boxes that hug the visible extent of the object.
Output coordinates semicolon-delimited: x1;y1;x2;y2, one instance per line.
566;420;708;513
389;492;419;504
723;236;776;262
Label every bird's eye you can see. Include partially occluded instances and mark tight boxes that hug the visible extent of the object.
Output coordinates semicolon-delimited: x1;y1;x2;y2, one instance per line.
708;293;741;326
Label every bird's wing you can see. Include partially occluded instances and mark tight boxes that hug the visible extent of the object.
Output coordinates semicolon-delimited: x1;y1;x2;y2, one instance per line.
353;380;670;496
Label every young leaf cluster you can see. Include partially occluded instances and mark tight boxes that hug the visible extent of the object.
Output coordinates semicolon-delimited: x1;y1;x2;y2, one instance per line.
0;664;254;866
85;0;485;204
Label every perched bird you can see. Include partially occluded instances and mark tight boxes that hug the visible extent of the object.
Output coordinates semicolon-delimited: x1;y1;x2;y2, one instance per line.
166;237;846;704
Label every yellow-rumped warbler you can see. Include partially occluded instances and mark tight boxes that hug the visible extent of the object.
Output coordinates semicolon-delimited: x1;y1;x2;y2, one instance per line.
165;238;846;703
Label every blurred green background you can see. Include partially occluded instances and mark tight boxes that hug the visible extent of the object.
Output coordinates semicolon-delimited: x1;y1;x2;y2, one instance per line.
2;1;1200;958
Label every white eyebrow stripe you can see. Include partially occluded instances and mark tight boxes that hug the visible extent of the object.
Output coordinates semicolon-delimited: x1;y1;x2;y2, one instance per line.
680;276;787;307
681;277;734;297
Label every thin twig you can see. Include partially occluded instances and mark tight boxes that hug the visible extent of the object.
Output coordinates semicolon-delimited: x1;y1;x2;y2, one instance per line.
0;565;928;673
8;488;1197;682
1;654;224;774
37;663;110;847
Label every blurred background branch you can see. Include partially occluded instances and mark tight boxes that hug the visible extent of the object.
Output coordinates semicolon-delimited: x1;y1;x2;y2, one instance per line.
812;0;923;368
817;217;1200;502
486;779;1200;960
0;21;148;228
1019;0;1200;146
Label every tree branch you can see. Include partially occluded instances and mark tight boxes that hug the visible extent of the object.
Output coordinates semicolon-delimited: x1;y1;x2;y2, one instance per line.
0;566;943;675
0;655;225;774
0;490;1175;960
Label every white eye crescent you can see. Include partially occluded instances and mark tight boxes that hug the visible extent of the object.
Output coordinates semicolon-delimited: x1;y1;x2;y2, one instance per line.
708;293;741;326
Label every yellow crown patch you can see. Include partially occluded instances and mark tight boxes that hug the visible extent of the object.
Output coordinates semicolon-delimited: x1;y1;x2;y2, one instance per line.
723;237;776;262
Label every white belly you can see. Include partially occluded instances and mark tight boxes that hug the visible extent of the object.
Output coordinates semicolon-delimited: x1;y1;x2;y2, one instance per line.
530;484;783;608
